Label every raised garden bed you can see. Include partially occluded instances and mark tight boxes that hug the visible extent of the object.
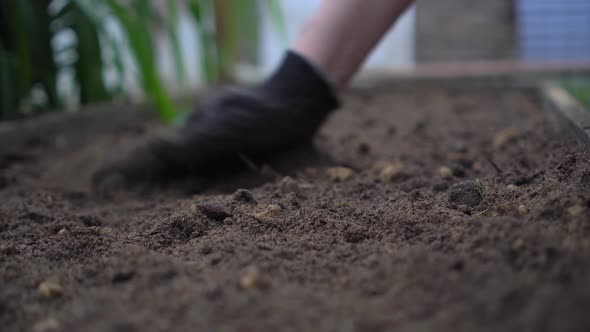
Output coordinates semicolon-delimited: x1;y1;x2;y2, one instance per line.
1;75;590;332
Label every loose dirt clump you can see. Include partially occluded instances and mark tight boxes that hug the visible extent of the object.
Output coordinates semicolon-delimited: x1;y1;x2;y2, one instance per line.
448;180;483;207
2;87;590;331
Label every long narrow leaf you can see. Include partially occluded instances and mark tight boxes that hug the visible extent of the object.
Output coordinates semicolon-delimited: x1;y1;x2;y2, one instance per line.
71;4;110;104
104;0;176;122
263;0;286;42
188;0;220;83
74;0;124;94
166;0;187;88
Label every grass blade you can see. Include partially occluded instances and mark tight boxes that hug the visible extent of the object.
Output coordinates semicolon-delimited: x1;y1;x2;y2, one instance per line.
166;0;188;88
70;3;109;104
104;0;176;122
188;0;220;83
263;0;286;42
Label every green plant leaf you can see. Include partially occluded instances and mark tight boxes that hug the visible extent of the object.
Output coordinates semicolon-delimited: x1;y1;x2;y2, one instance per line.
167;0;188;88
104;0;176;122
188;0;220;83
74;0;125;95
263;0;286;42
70;3;110;104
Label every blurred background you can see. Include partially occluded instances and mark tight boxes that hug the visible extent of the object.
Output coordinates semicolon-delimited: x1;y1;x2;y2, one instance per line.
1;0;589;122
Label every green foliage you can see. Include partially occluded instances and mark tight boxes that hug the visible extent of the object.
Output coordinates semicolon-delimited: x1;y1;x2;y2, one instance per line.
0;0;88;119
562;78;590;110
101;0;177;122
0;0;284;122
186;0;285;84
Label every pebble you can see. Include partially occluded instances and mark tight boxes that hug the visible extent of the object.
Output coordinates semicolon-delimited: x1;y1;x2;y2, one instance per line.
57;228;68;236
448;181;482;207
493;127;521;149
239;266;267;289
38;280;63;298
197;202;231;221
233;189;256;204
438;166;453;179
252;204;282;222
326;167;354;182
518;205;528;215
506;184;518;190
376;161;406;182
568;205;585;217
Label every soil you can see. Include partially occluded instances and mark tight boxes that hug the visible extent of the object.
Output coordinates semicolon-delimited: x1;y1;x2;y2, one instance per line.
2;86;590;332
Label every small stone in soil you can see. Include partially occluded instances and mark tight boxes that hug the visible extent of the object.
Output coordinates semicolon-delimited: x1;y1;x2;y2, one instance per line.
438;166;452;179
493;127;521;149
233;189;256;204
239;266;267;289
518;205;528;215
38;280;63;298
197;202;231;221
506;184;518;190
326;167;354;182
253;204;282;222
448;181;482;207
57;228;68;236
376;161;406;182
568;205;585;217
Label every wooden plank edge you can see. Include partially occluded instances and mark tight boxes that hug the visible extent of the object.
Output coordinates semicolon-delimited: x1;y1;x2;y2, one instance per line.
539;81;590;146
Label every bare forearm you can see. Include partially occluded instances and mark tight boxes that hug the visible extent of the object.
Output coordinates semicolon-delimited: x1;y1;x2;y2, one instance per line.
292;0;414;89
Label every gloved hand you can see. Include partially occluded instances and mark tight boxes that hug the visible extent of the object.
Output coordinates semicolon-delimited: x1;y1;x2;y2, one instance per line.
92;51;340;190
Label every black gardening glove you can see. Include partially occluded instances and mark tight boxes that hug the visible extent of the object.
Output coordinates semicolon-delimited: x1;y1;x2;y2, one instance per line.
92;51;340;190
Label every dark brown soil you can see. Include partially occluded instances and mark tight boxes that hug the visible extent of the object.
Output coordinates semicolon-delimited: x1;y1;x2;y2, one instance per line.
2;87;590;332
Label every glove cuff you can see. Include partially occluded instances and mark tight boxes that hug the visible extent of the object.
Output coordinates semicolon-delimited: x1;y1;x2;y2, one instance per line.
260;50;340;111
